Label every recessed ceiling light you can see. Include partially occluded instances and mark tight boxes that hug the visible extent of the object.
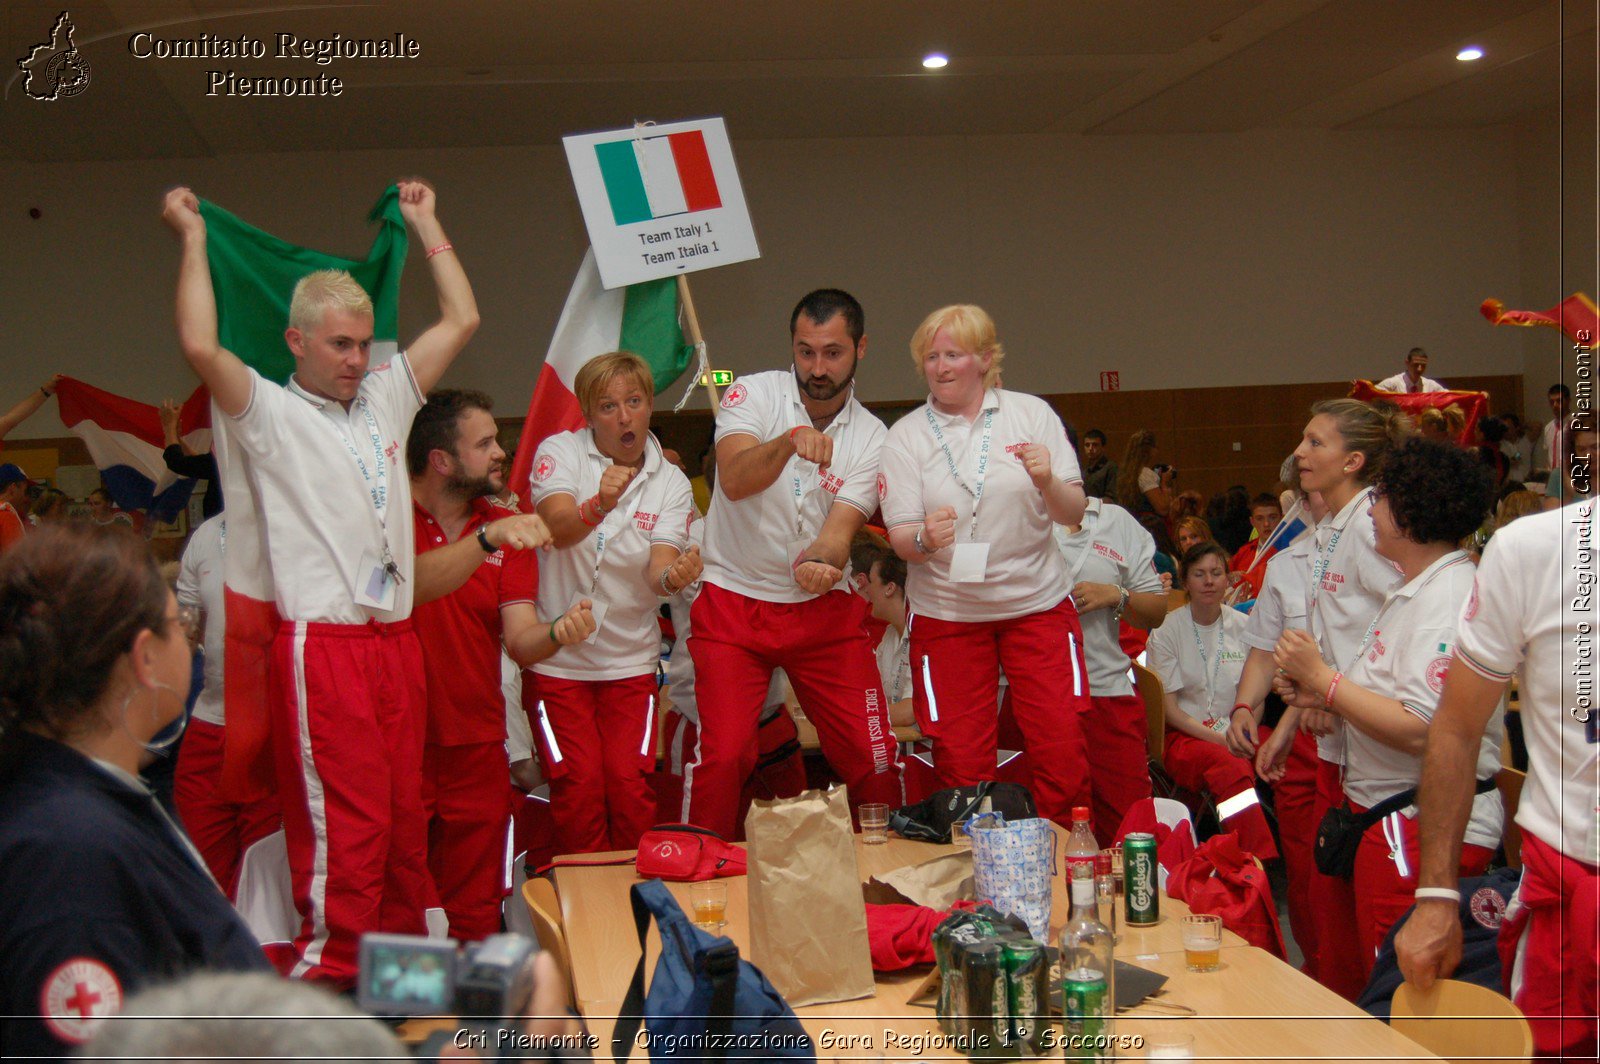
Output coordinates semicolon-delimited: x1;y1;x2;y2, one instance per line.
1456;47;1484;61
922;53;948;70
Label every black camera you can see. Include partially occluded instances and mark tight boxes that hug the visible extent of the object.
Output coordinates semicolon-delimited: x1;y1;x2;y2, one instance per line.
358;931;538;1028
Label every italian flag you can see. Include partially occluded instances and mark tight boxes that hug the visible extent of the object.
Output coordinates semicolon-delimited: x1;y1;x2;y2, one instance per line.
595;130;722;225
199;188;409;800
507;248;693;506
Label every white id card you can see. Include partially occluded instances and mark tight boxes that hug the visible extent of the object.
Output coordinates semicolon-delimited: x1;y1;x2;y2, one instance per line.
583;598;609;644
949;542;991;583
354;548;398;611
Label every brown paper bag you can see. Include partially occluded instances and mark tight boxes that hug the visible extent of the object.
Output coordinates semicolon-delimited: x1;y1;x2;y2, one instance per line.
745;786;875;1006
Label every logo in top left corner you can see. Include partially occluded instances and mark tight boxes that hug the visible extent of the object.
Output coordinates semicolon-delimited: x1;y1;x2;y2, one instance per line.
17;12;92;101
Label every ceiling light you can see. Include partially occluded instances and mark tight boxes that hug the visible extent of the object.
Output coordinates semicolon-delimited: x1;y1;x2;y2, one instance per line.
1456;47;1483;61
922;53;948;70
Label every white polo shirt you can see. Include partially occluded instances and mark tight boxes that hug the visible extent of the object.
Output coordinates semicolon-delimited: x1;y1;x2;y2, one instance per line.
702;370;883;604
226;358;421;624
177;514;226;727
1375;373;1446;394
1343;552;1503;848
1241;534;1312;653
1050;499;1162;697
876;624;912;704
531;429;694;681
1456;501;1599;864
1306;487;1404;764
880;388;1081;623
1148;604;1251;733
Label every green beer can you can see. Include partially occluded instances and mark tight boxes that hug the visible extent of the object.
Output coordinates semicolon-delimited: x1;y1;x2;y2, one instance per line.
1122;831;1160;927
999;937;1048;1056
1061;965;1110;1061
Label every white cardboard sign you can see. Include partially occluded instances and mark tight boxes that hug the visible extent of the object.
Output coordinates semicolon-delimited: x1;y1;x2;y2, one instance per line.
563;117;760;289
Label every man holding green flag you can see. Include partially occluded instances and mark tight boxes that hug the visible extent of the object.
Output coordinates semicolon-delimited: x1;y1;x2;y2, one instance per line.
162;179;479;987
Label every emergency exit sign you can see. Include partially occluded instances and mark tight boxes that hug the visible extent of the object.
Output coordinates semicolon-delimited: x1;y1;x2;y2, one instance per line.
1100;371;1120;392
701;369;734;386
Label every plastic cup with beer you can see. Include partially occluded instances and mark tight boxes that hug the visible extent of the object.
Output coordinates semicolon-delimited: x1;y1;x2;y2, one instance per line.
690;881;727;932
1180;914;1223;972
859;802;891;844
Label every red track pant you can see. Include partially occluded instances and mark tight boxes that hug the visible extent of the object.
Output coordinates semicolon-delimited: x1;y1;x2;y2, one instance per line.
1348;802;1492;978
1308;758;1365;1001
1274;729;1322;979
527;672;658;855
422;741;513;941
910;596;1090;827
173;718;281;898
1499;833;1599;1060
685;584;903;838
656;707;808;831
269;620;430;988
1083;694;1152;847
1164;730;1279;860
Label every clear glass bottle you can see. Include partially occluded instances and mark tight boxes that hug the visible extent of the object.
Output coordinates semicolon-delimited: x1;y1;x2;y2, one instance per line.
1059;874;1115;1061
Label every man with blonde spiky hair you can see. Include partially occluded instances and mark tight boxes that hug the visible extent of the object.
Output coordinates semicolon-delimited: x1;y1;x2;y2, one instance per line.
162;178;479;987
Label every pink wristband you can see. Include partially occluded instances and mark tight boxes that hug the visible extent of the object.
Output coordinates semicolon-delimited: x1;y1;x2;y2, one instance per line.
1324;671;1342;710
426;241;454;259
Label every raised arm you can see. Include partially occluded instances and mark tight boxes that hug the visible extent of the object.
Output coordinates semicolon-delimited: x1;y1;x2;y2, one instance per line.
162;187;253;417
413;515;551;606
395;180;480;393
0;375;62;440
716;426;831;502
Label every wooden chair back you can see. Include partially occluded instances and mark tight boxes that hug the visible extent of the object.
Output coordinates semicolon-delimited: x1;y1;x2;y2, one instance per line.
522;876;576;1008
1132;661;1166;765
1391;979;1532;1064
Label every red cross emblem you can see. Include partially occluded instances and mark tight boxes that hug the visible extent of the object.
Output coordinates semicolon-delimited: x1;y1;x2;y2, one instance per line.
41;958;122;1044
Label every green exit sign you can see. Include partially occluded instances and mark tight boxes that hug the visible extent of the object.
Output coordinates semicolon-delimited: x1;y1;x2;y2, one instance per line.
701;369;734;386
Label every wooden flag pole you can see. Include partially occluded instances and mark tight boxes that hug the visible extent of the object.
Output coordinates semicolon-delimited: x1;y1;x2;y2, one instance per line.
676;274;719;407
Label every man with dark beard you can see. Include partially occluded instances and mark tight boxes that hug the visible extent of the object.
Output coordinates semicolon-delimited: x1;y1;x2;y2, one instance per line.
408;390;593;938
681;289;903;837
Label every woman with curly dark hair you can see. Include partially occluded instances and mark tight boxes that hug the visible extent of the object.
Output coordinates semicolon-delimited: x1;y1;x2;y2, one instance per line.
0;525;267;1056
1270;438;1500;979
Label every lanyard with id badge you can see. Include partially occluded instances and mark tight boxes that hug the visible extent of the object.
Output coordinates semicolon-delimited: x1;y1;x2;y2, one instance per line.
581;467;648;642
339;401;402;612
926;406;995;583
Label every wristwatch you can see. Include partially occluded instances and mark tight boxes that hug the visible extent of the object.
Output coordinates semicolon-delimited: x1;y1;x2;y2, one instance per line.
475;525;495;553
914;528;933;555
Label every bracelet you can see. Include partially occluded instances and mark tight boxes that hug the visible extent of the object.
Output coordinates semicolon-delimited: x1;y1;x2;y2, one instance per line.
475;525;495;554
425;241;455;259
1230;702;1253;717
577;500;599;528
1324;671;1342;710
592;493;610;516
659;566;677;595
1111;585;1129;620
788;425;805;445
549;621;560;645
1413;887;1461;903
40;386;51;398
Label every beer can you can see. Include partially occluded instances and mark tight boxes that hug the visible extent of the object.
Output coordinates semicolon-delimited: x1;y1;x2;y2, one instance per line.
958;940;1009;1057
1061;966;1110;1061
1122;832;1160;927
999;937;1049;1056
934;914;986;1035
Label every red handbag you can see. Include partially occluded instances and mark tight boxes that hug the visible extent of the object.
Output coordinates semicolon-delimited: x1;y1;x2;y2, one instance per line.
635;824;748;881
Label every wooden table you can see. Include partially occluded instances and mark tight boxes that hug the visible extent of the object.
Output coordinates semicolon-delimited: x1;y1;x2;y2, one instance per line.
552;835;1435;1062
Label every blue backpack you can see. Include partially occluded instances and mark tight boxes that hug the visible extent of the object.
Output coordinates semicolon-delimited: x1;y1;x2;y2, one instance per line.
610;879;814;1062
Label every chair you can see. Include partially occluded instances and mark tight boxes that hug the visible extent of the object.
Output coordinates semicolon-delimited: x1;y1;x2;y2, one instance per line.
1496;767;1526;869
521;876;576;1008
1390;979;1532;1064
1132;661;1166;766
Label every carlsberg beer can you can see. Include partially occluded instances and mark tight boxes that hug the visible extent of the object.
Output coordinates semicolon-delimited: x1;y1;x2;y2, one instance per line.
1123;832;1160;926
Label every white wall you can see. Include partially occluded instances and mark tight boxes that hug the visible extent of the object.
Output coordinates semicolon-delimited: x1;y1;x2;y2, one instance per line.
0;124;1545;436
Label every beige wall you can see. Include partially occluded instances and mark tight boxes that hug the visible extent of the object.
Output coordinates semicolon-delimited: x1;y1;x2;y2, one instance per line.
0;119;1583;437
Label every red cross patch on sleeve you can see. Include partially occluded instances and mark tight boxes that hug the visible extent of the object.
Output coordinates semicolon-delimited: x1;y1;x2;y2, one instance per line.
40;957;123;1044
